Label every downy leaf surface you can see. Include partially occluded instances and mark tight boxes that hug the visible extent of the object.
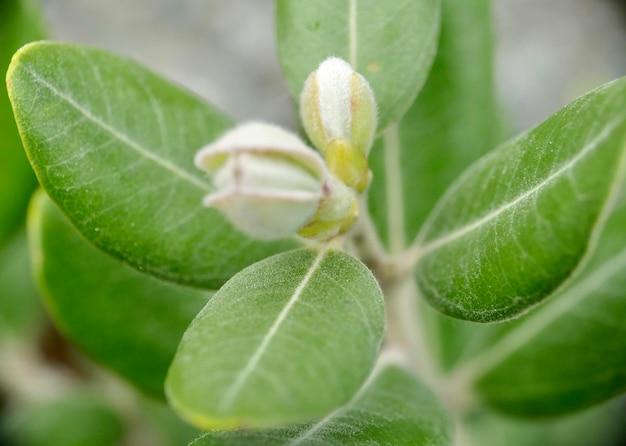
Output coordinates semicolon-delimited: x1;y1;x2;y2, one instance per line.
416;140;626;417
414;77;626;322
461;193;626;415
166;248;385;429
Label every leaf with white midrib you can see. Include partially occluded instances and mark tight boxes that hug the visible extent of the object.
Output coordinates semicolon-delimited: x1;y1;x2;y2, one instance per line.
8;42;298;289
444;194;626;416
217;249;326;412
412;77;626;322
456;246;626;386
166;248;385;429
23;67;212;192
415;117;623;257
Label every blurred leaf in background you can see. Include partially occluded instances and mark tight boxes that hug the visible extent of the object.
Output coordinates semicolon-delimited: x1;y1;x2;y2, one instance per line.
0;0;45;348
0;230;42;337
0;0;45;246
0;0;47;337
29;190;210;399
1;393;126;446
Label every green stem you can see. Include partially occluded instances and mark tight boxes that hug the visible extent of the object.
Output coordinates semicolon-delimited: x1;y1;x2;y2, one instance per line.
383;124;406;255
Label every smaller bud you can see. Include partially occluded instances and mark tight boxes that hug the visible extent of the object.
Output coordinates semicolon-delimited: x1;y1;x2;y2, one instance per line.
297;175;358;241
195;122;328;240
324;139;371;192
300;57;378;158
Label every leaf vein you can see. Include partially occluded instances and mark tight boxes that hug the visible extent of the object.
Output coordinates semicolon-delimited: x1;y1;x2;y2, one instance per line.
415;118;623;259
23;67;212;191
217;249;327;412
453;247;626;384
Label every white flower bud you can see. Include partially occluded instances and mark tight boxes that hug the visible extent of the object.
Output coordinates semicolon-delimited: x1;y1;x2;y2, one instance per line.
195;122;328;240
300;57;378;157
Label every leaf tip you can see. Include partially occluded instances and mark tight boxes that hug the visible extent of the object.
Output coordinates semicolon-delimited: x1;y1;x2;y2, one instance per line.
6;40;49;102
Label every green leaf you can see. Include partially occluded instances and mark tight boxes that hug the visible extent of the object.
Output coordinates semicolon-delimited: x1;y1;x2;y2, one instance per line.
276;0;440;132
166;248;385;429
188;363;453;445
445;193;626;416
0;0;44;246
0;229;42;337
460;402;624;446
8;41;298;289
368;0;502;253
3;393;125;446
29;190;210;398
413;77;626;322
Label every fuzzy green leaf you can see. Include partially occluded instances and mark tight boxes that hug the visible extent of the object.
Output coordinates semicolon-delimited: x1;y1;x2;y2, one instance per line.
368;0;501;253
188;364;453;445
276;0;440;132
445;194;626;416
8;42;298;289
166;248;385;429
413;78;626;322
0;0;44;246
29;190;210;398
418;196;626;417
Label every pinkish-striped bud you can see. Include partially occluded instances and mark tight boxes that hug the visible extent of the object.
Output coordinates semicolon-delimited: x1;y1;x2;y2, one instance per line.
195;122;327;240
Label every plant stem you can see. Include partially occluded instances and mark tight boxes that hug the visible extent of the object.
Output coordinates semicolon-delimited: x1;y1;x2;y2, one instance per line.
383;276;440;387
383;124;406;255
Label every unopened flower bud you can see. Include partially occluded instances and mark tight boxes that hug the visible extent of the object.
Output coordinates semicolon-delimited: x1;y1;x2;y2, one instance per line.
300;57;378;158
324;138;371;192
195;122;328;240
297;175;358;241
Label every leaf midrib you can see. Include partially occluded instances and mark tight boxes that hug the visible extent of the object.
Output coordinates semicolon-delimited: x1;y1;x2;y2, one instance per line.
22;67;212;192
412;117;624;261
217;249;327;412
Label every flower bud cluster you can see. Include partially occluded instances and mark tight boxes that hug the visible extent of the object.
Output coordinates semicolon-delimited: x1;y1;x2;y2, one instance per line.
194;58;377;242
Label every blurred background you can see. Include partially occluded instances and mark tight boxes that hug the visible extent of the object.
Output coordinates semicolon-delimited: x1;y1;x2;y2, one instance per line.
37;0;626;131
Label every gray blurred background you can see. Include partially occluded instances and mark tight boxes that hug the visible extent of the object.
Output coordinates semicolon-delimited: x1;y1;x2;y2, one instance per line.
39;0;626;133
